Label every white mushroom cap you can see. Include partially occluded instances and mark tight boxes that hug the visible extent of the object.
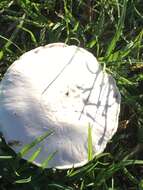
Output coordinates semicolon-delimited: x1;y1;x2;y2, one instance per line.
0;43;121;169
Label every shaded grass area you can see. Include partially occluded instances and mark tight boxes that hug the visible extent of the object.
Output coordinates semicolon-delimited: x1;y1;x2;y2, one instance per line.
0;0;143;189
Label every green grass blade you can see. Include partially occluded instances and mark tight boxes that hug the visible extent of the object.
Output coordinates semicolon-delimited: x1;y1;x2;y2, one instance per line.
94;159;143;187
18;130;53;157
41;150;57;169
14;176;31;184
3;13;26;51
18;26;37;45
105;0;127;60
0;35;22;52
0;50;4;60
0;155;13;159
28;147;42;163
88;123;93;161
123;167;139;185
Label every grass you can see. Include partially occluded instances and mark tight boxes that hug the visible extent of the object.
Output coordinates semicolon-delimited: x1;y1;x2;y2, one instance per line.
0;0;143;189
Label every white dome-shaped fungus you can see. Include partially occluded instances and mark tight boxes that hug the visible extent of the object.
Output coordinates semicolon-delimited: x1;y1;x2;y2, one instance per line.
0;43;121;169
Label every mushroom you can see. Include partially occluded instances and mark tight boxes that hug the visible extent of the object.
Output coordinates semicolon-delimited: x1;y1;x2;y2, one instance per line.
0;43;121;169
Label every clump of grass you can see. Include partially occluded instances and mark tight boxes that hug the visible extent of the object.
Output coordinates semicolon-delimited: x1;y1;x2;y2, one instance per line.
0;0;143;189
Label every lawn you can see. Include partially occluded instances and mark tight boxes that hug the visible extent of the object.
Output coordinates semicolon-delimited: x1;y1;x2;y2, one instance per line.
0;0;143;189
